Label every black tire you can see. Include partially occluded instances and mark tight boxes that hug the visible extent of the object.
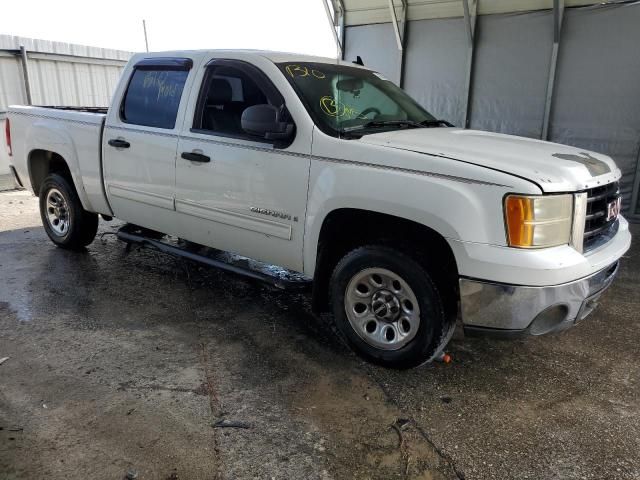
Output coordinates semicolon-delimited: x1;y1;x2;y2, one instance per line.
329;245;452;369
39;173;99;250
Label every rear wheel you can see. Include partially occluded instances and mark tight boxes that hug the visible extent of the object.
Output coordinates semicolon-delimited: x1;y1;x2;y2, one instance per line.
39;174;99;250
330;245;452;369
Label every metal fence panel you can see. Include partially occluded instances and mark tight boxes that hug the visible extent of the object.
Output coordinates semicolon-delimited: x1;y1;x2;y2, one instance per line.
550;4;640;215
469;10;553;138
0;35;131;183
403;17;468;128
344;22;401;84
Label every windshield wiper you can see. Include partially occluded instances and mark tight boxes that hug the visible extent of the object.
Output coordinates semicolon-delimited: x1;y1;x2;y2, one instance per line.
338;119;452;138
363;119;425;129
341;119;424;134
420;119;454;128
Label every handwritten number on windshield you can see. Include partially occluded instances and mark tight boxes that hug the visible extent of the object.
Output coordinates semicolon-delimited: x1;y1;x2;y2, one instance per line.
286;64;325;79
320;96;357;118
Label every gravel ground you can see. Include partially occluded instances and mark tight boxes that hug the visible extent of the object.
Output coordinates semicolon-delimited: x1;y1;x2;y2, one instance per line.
0;189;638;480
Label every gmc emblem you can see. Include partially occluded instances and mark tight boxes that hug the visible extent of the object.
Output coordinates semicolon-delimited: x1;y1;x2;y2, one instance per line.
606;196;622;222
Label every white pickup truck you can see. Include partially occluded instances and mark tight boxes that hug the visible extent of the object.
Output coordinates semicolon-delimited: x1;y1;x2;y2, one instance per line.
6;50;631;368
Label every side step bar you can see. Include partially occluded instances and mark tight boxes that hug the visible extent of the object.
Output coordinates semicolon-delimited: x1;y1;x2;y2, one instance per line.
117;225;312;291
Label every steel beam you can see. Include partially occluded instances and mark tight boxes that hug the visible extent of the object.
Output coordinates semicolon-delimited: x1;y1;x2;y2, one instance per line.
388;0;408;86
541;0;565;140
322;0;343;58
461;0;477;128
630;143;640;218
19;46;32;105
337;0;346;59
388;0;404;50
399;0;408;87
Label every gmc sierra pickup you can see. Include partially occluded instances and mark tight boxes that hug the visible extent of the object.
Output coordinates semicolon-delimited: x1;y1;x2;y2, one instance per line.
6;50;631;368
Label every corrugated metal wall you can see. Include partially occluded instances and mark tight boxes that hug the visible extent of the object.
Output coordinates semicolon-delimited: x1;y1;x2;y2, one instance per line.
0;35;130;110
0;35;131;187
344;2;640;220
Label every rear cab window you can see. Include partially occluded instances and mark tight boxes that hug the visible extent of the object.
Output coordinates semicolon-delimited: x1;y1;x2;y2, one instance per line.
120;57;193;129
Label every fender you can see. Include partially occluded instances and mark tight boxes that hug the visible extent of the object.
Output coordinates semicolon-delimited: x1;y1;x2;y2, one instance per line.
25;120;95;212
302;156;538;277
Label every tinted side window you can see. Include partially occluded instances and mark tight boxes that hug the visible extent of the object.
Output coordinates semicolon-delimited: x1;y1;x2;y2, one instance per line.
211;75;244;101
192;60;290;143
121;69;188;129
194;65;269;137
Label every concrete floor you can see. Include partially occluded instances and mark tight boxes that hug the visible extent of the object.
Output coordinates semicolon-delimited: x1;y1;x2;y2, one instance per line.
0;189;638;480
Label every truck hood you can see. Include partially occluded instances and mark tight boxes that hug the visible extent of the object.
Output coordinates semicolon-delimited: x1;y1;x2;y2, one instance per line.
359;128;622;192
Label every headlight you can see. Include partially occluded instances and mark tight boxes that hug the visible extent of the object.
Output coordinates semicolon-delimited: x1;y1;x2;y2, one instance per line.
504;194;573;248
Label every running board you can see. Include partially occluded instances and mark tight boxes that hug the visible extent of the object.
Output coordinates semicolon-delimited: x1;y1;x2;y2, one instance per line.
116;225;312;291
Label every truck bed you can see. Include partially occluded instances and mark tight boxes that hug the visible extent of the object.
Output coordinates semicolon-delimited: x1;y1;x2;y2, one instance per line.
7;104;111;216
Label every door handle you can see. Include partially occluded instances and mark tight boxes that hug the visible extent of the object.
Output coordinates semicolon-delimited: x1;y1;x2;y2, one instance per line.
108;138;130;149
181;151;210;163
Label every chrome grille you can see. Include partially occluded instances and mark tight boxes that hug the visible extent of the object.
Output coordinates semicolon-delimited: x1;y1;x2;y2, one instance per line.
583;181;620;252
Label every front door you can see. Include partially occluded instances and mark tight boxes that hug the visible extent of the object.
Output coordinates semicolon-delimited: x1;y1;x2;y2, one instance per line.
175;58;310;272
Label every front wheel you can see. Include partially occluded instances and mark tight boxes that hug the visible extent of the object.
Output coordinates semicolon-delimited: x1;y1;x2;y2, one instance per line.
330;246;452;369
39;173;99;250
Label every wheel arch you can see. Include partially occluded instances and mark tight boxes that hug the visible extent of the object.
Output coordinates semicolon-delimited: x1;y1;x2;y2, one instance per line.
28;149;71;194
27;148;92;211
23;120;93;210
309;207;459;318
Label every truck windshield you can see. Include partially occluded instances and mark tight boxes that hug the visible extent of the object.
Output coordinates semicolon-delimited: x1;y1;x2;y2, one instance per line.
277;62;445;138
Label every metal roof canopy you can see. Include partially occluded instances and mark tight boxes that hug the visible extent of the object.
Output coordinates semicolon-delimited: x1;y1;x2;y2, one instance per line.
321;0;612;61
321;0;624;133
332;0;608;26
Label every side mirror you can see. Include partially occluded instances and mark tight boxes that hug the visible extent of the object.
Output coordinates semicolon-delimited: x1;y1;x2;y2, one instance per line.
241;104;294;141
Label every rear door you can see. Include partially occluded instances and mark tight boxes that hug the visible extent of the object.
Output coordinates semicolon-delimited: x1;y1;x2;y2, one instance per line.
103;57;197;234
174;57;312;272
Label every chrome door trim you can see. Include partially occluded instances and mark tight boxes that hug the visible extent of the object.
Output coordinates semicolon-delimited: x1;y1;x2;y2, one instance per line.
175;198;292;240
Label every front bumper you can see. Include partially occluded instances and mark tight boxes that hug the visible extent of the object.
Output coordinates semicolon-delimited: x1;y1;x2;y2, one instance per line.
460;261;619;336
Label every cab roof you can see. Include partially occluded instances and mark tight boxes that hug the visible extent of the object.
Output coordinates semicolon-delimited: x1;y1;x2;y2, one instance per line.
131;49;366;69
